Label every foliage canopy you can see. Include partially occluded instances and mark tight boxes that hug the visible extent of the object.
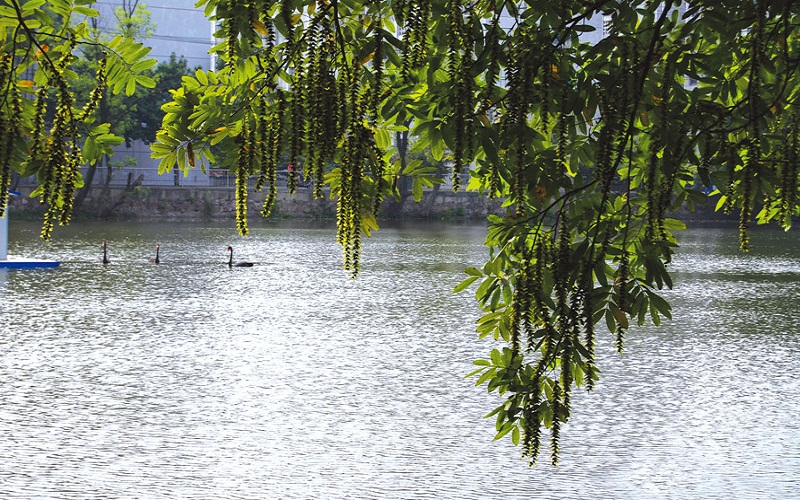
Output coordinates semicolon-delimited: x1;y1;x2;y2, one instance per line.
1;0;155;237
3;0;800;466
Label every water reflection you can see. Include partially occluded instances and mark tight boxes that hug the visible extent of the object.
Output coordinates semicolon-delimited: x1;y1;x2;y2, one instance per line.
1;221;799;499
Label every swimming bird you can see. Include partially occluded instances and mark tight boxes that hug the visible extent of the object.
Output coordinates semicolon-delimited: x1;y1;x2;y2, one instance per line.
102;241;110;264
227;246;253;267
148;244;160;264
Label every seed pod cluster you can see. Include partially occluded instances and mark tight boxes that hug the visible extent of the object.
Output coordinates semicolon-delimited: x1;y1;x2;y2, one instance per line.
399;0;431;78
36;39;86;241
0;53;19;216
79;56;107;119
302;13;340;198
256;93;285;218
738;0;767;252
336;66;388;277
446;0;476;192
235;123;251;236
779;116;799;227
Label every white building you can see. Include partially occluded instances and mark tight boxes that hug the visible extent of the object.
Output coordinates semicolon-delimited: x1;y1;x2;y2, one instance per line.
92;1;214;68
92;1;216;186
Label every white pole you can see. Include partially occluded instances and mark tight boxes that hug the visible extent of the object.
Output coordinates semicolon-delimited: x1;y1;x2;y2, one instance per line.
209;15;216;71
0;208;8;260
1;191;20;261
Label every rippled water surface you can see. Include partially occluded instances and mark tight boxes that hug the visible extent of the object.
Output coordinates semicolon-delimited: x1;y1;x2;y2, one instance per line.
2;221;799;499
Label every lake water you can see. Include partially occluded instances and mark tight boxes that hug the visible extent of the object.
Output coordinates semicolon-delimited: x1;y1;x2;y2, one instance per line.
1;220;799;499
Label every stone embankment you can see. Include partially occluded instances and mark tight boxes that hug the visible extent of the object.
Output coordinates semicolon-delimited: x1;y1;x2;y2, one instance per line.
8;185;503;221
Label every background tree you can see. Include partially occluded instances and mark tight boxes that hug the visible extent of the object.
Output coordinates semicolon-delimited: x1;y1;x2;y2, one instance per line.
72;52;196;209
1;0;155;235
120;54;197;146
114;0;155;41
383;128;446;217
72;0;156;208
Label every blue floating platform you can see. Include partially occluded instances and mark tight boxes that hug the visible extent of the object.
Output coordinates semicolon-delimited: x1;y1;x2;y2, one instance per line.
3;191;59;269
0;257;60;269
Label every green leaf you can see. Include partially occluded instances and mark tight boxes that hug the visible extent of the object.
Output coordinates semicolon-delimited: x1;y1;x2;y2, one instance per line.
135;74;156;88
465;266;483;277
401;159;424;175
612;306;629;330
431;137;444;161
494;422;516;441
605;307;617;333
125;77;137;96
454;275;480;293
130;59;157;73
490;348;504;367
412;178;423;202
475;368;496;387
646;290;672;320
360;212;380;236
158;152;177;174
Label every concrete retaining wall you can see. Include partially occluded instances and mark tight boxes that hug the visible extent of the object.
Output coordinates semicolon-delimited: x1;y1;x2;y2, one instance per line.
7;185;504;222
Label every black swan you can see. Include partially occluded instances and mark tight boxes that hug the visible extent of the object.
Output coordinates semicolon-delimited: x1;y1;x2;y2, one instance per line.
148;244;160;264
227;246;253;267
102;241;110;264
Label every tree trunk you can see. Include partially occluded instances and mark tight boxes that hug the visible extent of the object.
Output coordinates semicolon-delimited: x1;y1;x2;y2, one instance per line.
103;153;113;189
10;171;20;191
381;128;412;217
100;174;144;218
77;88;111;212
73;163;97;210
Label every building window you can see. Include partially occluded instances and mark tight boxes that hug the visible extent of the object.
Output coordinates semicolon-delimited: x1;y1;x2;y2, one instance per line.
602;14;613;37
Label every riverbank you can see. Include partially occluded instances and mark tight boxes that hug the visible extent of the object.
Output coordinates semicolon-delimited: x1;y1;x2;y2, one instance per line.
7;183;738;225
7;185;504;222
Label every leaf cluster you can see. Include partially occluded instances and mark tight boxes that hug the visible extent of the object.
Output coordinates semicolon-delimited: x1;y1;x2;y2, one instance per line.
7;0;800;467
1;0;156;238
150;0;800;466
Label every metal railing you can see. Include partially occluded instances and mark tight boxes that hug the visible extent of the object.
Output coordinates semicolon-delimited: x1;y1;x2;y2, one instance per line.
14;168;471;191
13;168;278;189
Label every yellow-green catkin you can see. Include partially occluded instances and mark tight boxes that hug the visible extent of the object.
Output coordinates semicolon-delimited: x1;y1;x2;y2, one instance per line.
261;95;285;218
0;54;18;216
80;56;107;119
235;122;251;236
